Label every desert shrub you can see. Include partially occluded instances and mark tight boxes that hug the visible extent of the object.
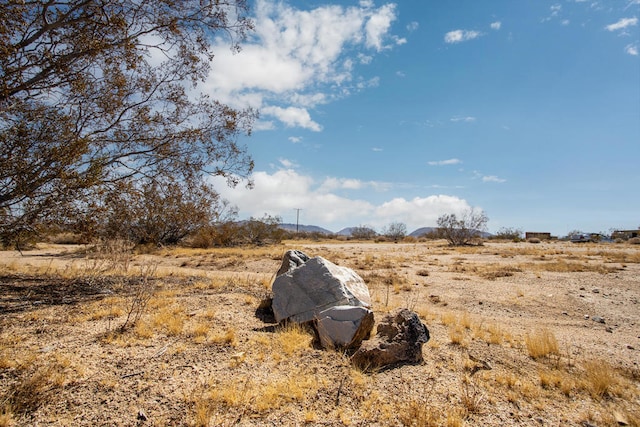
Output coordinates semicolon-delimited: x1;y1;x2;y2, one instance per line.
628;237;640;245
494;227;523;241
437;208;488;246
527;238;541;244
97;179;226;246
48;232;87;244
237;214;284;246
189;222;241;248
351;225;377;240
382;221;407;241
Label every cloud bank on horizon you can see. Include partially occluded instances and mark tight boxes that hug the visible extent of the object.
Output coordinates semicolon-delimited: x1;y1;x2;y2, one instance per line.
206;0;640;234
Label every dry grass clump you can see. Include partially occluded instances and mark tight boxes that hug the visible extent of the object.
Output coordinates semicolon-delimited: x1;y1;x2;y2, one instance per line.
276;323;314;355
152;304;186;336
478;264;522;280
582;359;619;399
525;328;559;359
3;353;82;417
518;259;618;274
190;369;324;425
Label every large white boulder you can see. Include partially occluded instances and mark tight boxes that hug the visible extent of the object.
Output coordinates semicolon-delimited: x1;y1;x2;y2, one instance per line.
272;252;372;324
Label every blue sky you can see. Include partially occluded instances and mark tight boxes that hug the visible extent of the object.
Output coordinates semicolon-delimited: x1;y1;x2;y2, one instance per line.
207;0;640;236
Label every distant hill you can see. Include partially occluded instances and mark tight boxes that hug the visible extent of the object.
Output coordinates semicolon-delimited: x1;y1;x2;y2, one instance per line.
409;227;438;237
278;223;334;234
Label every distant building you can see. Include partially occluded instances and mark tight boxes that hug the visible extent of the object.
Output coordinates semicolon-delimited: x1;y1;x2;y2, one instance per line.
611;230;640;240
525;232;551;240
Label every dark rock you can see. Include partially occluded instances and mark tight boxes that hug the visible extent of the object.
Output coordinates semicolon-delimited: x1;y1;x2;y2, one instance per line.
351;308;429;371
276;249;310;277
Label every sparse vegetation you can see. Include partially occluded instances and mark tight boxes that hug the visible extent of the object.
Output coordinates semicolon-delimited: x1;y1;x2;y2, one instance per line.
0;239;638;425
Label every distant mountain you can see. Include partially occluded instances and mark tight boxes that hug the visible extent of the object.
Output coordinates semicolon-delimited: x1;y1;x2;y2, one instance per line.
278;223;334;234
409;227;438;237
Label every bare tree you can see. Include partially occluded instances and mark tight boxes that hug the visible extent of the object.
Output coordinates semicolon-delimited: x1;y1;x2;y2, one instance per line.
351;225;377;240
383;221;407;242
437;208;489;246
0;0;255;246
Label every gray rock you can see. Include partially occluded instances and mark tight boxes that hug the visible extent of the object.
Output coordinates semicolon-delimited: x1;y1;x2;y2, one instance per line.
272;252;371;324
315;305;375;350
592;316;606;324
351;308;430;371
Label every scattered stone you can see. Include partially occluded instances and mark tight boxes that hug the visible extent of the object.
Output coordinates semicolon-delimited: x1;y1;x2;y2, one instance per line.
614;410;629;426
606;326;613;333
592;288;600;294
137;409;148;421
579;286;586;291
591;316;606;324
315;305;375;350
562;311;568;316
584;315;590;320
351;308;430;371
272;251;372;324
627;345;635;350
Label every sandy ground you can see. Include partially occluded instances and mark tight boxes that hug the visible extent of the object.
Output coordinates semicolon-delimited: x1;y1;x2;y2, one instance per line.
0;240;638;426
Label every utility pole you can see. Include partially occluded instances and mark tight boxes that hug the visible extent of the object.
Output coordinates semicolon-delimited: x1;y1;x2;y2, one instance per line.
294;208;302;233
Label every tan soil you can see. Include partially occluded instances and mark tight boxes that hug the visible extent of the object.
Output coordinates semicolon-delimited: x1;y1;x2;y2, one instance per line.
0;240;638;426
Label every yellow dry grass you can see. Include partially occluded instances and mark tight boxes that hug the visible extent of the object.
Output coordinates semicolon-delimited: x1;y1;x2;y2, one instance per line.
525;328;559;359
1;240;639;426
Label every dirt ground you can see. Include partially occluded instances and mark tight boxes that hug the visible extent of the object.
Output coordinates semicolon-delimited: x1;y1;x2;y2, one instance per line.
0;240;638;426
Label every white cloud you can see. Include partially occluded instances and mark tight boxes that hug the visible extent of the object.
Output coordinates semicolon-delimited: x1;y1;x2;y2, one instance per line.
372;147;383;152
203;0;399;130
562;19;570;26
288;136;302;143
450;116;476;122
490;21;502;30
374;196;472;229
626;0;640;9
625;43;639;55
211;170;471;231
428;158;462;166
261;106;322;131
605;17;638;31
482;175;506;183
278;158;297;168
407;21;419;32
444;29;483;44
542;4;563;22
365;4;397;51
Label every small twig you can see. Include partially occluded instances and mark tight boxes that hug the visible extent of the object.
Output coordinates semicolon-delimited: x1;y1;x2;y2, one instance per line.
151;345;168;358
335;377;345;406
120;371;145;379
